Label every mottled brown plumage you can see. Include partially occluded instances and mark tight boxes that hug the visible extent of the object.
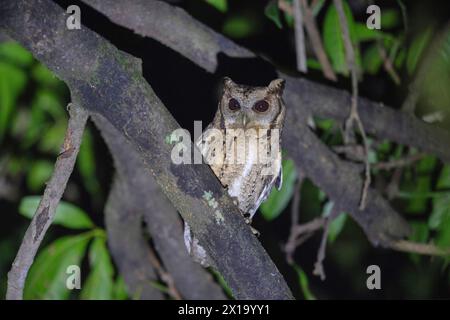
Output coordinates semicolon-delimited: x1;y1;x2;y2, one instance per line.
184;77;286;266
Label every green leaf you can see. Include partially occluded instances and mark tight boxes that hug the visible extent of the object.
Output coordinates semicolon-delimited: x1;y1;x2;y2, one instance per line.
211;270;233;299
265;1;283;29
307;58;322;70
24;234;91;299
435;214;450;250
362;44;383;74
205;0;228;13
34;89;65;120
329;213;347;243
0;41;33;67
437;165;450;189
321;201;347;243
19;196;94;229
26;160;53;192
407;27;433;75
222;14;260;39
32;64;61;87
429;194;450;230
260;158;297;221
113;276;129;300
354;23;389;42
0;62;27;141
38;121;66;154
394;47;406;68
381;9;400;29
410;221;429;243
81;237;114;300
405;155;436;214
323;2;360;75
293;264;316;300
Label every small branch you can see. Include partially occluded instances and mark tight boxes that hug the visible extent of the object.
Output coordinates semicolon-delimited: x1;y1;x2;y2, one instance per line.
284;217;326;262
334;0;371;210
390;240;450;257
278;0;293;16
147;245;183;300
300;0;337;81
293;0;307;73
373;153;425;171
105;178;164;300
313;207;340;281
6;103;88;300
377;42;401;85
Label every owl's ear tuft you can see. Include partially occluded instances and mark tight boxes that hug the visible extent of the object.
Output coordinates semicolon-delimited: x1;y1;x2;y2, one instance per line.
268;79;285;96
223;77;235;90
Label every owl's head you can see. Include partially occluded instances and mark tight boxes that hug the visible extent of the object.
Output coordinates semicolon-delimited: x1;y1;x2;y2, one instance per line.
218;77;286;130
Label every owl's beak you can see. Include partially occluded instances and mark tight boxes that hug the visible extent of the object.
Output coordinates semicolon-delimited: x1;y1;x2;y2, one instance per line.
242;113;249;127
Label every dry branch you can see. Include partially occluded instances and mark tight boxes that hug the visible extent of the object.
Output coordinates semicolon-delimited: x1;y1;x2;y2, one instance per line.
6;103;88;300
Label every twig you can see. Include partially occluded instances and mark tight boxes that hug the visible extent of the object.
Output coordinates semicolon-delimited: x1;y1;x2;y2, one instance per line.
390;240;450;256
313;207;340;281
334;0;371;210
147;244;183;300
293;0;307;73
300;0;337;81
377;41;401;85
6;103;88;300
284;217;327;263
278;0;293;15
373;153;425;171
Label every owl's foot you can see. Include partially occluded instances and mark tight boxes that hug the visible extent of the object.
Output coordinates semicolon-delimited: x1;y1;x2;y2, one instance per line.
243;215;259;236
250;226;260;237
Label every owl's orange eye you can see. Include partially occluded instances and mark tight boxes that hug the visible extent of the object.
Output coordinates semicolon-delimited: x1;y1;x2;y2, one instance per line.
253;100;269;113
228;98;241;111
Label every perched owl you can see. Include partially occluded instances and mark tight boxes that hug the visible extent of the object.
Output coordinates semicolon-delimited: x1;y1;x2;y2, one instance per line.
184;77;286;267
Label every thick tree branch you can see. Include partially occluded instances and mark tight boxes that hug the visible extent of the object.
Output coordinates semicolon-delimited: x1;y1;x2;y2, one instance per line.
104;179;165;300
81;0;450;164
95;115;226;299
0;0;292;299
6;103;88;300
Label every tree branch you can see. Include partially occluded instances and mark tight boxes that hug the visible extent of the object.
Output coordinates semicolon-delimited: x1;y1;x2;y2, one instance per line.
6;103;88;300
104;179;165;300
95;115;227;299
81;0;450;164
0;0;292;300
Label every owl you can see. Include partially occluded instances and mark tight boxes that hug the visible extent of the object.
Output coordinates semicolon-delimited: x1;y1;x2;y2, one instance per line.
184;77;286;267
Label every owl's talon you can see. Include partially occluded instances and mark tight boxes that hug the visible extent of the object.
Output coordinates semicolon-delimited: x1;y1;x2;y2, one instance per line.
250;226;260;237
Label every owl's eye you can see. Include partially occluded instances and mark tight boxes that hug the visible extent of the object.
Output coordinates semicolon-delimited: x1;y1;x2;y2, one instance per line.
228;98;241;111
253;100;269;113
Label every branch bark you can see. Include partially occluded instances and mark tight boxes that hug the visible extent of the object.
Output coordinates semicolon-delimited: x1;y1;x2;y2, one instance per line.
104;179;165;300
0;0;293;300
95;115;226;299
6;103;88;300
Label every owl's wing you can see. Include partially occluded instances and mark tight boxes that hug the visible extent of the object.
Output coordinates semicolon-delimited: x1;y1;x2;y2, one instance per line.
275;165;283;190
194;124;221;161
